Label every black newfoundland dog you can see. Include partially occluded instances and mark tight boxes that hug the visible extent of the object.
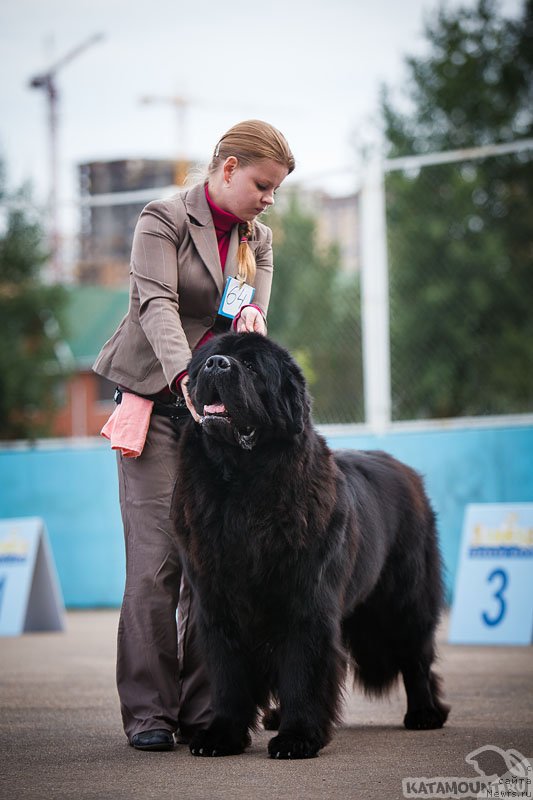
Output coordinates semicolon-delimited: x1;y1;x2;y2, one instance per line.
173;332;449;759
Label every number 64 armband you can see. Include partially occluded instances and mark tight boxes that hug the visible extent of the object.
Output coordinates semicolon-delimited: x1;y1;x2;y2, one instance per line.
218;277;255;319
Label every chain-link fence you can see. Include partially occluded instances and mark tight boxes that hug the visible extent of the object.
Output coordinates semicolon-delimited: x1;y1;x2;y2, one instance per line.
56;141;532;431
284;141;533;427
386;146;533;421
264;196;364;426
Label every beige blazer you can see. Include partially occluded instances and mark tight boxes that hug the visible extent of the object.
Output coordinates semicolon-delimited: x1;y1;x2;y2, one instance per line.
93;182;274;395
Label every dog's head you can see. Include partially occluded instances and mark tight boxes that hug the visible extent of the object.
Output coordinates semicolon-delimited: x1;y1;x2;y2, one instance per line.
186;333;310;449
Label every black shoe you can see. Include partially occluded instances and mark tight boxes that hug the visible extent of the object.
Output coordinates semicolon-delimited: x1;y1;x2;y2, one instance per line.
130;729;174;751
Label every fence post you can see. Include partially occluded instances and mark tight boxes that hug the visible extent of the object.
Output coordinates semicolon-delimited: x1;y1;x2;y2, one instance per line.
359;157;391;432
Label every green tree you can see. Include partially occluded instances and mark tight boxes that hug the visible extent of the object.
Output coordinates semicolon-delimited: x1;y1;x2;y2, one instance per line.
266;194;363;424
0;168;69;439
382;0;533;418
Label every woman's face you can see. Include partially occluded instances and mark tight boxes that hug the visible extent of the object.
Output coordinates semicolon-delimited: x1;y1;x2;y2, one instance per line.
220;158;289;221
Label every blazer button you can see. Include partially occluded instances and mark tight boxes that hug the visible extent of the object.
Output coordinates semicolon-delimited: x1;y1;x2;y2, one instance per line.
202;315;214;326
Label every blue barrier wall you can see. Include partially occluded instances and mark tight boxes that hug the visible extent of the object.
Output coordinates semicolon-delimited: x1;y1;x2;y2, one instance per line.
1;422;532;607
0;442;124;607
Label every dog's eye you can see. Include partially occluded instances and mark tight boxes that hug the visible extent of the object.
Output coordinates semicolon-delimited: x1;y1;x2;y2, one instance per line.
243;360;256;373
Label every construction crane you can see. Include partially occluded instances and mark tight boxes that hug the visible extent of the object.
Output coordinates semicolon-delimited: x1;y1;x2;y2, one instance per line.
140;94;191;186
140;93;299;187
29;32;104;281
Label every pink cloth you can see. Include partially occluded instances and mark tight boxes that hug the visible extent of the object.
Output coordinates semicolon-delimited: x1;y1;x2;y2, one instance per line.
101;392;154;458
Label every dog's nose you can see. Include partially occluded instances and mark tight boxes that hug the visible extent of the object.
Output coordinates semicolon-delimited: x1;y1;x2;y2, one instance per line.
204;354;231;373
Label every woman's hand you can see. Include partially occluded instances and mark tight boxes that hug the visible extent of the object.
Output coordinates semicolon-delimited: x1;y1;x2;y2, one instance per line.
236;306;266;335
180;375;201;423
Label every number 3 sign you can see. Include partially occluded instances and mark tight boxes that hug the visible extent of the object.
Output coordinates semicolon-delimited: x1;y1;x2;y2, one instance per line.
449;504;533;645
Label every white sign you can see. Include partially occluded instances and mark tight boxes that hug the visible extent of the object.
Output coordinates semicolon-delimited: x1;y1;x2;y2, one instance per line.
449;504;533;645
0;517;65;636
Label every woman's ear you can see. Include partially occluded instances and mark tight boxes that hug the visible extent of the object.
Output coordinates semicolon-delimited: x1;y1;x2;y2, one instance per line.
223;156;238;184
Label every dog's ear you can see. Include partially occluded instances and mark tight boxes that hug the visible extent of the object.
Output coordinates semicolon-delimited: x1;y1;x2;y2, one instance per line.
280;357;310;436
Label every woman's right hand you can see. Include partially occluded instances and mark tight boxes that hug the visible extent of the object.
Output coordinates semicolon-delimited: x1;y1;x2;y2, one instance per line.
180;375;201;423
235;306;266;335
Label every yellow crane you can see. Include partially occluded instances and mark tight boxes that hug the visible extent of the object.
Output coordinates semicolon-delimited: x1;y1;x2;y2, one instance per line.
140;94;192;186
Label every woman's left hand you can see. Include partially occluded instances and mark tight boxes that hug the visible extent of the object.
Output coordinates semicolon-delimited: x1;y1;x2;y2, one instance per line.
180;375;201;423
236;307;266;335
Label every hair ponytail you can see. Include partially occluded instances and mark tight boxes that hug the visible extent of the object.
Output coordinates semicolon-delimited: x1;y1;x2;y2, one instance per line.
237;221;255;285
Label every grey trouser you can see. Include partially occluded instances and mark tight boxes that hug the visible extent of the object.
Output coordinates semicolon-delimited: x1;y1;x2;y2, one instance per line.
116;412;212;740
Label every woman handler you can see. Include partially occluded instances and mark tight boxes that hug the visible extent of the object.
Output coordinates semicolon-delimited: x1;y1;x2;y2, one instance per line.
93;120;295;750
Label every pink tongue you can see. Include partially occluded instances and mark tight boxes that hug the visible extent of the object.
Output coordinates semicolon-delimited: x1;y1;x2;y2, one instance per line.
204;403;226;415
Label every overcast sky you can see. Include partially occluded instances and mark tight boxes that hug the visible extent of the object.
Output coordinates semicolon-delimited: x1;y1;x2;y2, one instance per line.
0;0;524;236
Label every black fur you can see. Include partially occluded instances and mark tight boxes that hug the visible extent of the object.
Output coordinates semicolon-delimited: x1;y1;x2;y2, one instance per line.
172;333;449;759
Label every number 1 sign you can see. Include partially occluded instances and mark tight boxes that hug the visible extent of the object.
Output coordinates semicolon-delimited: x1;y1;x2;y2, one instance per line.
449;504;533;645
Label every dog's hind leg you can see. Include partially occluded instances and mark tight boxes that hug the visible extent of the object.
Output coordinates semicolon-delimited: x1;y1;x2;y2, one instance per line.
342;607;401;696
401;645;450;730
343;605;449;729
262;702;281;731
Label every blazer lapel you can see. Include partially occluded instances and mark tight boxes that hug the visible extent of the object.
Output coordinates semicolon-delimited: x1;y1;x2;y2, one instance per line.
185;183;224;294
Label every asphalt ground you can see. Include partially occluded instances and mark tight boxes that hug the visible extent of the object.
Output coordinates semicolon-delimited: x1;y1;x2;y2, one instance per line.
1;611;532;800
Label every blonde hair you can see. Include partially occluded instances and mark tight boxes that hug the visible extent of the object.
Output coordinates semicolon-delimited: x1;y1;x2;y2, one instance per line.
207;120;295;284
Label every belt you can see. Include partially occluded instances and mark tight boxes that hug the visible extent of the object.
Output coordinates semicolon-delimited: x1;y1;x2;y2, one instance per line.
114;388;190;420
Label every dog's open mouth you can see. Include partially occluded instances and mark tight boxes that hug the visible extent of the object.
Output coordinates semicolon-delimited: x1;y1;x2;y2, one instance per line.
199;401;257;450
203;402;230;419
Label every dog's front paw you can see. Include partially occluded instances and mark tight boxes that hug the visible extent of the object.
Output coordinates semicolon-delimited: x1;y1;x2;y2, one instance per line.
268;732;321;759
190;725;249;757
